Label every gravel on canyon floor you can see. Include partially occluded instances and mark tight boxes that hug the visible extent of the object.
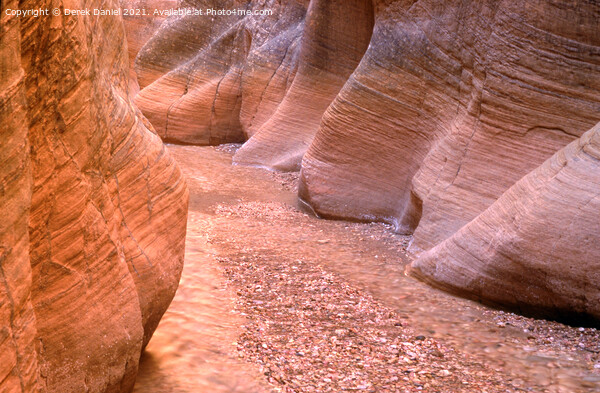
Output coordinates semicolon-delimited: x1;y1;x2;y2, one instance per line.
211;200;599;392
218;253;507;392
162;145;600;393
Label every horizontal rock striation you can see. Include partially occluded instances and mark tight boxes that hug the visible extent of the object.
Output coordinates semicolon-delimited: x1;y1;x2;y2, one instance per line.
131;0;374;171
0;0;188;391
300;0;600;250
297;0;600;322
410;122;600;322
126;0;600;321
133;0;308;146
233;0;374;170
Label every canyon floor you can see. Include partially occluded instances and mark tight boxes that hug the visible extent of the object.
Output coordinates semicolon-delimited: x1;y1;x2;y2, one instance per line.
133;144;600;393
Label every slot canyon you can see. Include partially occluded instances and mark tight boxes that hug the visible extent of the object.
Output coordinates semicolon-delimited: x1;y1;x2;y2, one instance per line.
1;0;599;392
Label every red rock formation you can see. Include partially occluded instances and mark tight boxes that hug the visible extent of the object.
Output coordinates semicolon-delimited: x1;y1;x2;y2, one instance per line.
300;0;600;251
0;3;41;391
0;0;188;391
233;0;374;171
131;0;373;170
123;0;600;321
120;0;178;94
133;0;308;146
410;122;600;322
238;2;307;140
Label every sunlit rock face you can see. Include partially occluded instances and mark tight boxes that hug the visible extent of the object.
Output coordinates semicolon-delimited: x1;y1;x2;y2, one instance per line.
0;0;188;391
410;122;600;322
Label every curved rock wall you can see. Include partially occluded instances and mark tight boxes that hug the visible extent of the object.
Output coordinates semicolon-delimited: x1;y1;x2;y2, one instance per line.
237;2;307;141
126;0;599;321
297;0;600;321
120;0;178;94
131;0;374;169
133;0;307;146
0;3;40;391
0;0;189;391
233;0;374;170
410;122;600;322
300;0;600;250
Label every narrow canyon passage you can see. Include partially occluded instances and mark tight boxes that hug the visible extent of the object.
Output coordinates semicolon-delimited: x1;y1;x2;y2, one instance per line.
135;145;600;393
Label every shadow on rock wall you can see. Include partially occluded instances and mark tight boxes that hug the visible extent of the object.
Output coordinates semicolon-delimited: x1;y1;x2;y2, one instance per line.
127;0;600;323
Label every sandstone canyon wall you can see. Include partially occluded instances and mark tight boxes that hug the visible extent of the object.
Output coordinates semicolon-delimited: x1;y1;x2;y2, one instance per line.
132;0;375;171
133;0;311;149
410;122;600;322
120;0;178;94
233;0;374;170
128;0;599;321
1;3;40;391
0;0;189;392
300;0;600;250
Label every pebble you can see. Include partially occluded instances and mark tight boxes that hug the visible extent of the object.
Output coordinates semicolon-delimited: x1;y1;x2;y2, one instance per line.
212;195;600;393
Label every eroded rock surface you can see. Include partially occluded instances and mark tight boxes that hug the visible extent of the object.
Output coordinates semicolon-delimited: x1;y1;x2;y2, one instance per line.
300;0;600;250
233;0;374;170
0;0;188;391
125;0;600;321
133;0;306;146
296;0;600;321
0;3;40;391
131;0;373;171
120;0;178;94
410;122;600;322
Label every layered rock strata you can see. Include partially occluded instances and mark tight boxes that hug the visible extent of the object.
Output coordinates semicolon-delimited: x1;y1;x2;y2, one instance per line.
132;0;598;242
134;0;310;146
0;0;188;391
127;0;599;321
300;0;600;250
233;0;374;170
410;122;600;322
132;0;374;170
297;0;600;321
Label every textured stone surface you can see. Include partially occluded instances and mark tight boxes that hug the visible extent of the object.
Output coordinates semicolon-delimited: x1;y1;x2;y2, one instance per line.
128;0;599;234
131;0;373;170
300;0;600;250
410;122;600;322
123;0;600;321
233;0;374;171
0;0;188;391
0;3;41;392
133;0;308;146
120;0;178;95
